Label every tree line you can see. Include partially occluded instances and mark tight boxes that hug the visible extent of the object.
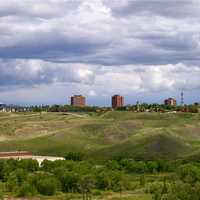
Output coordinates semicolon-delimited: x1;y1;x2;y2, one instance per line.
22;103;200;113
0;155;199;199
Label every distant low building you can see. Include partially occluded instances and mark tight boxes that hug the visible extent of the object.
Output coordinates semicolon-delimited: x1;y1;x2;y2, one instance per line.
0;104;6;112
164;98;177;106
0;151;65;165
0;104;25;113
0;151;32;157
112;95;124;109
71;95;86;106
0;104;16;112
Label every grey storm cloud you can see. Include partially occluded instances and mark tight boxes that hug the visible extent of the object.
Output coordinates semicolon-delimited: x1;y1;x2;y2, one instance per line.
105;0;200;18
0;0;199;66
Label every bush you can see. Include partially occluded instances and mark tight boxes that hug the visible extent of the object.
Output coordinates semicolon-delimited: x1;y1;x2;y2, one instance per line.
126;161;147;173
146;182;164;194
14;168;28;184
32;173;60;196
17;182;36;197
178;164;200;184
6;174;18;193
146;161;158;173
36;176;59;196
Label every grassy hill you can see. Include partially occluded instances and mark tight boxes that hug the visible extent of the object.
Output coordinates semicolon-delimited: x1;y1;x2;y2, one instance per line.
0;111;200;161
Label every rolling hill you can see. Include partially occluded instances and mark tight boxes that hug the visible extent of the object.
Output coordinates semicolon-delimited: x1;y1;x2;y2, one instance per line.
0;111;200;162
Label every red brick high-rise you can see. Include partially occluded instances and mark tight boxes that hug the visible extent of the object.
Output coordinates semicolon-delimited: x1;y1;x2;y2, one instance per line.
112;95;124;109
71;95;86;106
164;98;177;106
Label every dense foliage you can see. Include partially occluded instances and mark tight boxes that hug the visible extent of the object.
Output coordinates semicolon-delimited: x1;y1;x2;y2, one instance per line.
0;157;199;199
0;158;130;198
29;105;100;112
20;103;200;113
148;163;200;200
117;103;200;113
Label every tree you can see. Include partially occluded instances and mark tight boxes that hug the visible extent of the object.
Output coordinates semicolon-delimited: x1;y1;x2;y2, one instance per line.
125;161;147;173
61;171;80;192
18;159;39;172
95;170;111;190
65;152;84;161
78;175;95;200
40;159;54;172
110;171;128;199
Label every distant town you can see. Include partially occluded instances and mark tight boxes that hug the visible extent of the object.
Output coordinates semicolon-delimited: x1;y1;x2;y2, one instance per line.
0;93;200;113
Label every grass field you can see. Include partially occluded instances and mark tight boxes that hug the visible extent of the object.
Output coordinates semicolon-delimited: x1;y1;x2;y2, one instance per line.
4;192;152;200
0;111;200;162
39;192;153;200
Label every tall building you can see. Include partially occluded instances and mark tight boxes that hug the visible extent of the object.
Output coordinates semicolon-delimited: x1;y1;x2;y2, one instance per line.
112;95;124;109
164;98;177;106
71;95;86;106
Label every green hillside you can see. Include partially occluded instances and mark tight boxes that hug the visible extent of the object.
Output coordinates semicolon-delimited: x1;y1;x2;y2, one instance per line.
0;111;200;161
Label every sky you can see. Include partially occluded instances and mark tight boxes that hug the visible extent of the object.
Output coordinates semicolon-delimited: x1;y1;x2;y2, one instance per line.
0;0;200;106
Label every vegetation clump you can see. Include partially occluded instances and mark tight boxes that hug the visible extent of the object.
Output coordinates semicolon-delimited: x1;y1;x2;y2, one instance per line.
0;157;199;199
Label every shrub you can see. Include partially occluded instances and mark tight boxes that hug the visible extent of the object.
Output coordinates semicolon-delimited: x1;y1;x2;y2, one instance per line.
17;182;36;197
36;176;59;196
146;182;164;194
178;164;200;184
126;161;147;173
6;174;18;193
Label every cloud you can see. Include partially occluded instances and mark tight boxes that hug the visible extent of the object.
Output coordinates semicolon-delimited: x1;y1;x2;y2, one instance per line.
0;1;78;18
0;0;199;66
0;59;96;87
0;0;200;104
88;90;97;96
105;0;200;19
0;59;199;94
93;64;200;95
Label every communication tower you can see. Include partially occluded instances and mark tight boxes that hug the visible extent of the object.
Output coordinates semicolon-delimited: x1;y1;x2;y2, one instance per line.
181;91;184;106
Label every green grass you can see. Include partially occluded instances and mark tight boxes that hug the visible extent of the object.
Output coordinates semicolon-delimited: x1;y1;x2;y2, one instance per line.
29;192;152;200
0;111;200;161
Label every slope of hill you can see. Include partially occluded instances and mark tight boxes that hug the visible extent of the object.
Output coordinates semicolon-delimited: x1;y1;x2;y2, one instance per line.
0;111;199;161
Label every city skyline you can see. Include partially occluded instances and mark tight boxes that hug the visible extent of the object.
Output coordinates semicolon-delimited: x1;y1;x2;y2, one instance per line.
0;93;189;107
0;0;200;105
0;90;198;107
